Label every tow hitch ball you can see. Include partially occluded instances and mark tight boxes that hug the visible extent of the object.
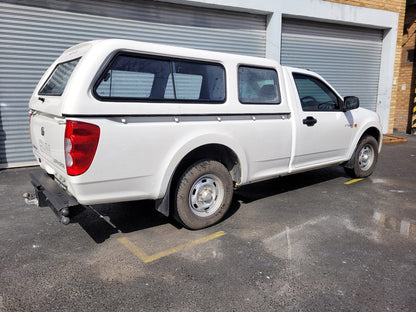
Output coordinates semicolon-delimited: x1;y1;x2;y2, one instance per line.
23;192;38;206
23;192;71;225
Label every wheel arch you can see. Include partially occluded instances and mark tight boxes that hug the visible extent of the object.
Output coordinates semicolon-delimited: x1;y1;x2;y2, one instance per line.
344;126;381;169
154;137;247;216
361;126;382;148
171;144;242;187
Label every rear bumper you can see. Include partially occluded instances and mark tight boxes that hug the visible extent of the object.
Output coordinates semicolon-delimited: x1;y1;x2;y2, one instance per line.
29;171;79;224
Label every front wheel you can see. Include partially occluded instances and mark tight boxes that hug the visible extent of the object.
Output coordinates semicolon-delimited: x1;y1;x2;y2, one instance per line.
344;135;379;178
174;160;233;230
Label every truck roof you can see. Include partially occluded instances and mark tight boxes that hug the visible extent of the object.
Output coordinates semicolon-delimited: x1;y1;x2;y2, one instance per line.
59;38;282;68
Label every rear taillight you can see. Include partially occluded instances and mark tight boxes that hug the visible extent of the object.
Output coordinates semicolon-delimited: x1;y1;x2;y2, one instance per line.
64;120;100;176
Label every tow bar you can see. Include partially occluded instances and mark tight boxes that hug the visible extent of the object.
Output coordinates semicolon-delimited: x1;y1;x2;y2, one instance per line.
24;171;79;225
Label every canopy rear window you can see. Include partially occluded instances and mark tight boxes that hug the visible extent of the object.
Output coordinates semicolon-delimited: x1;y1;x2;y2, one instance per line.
39;58;80;96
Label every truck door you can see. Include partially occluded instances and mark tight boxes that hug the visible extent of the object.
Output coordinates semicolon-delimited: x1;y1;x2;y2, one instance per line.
290;72;356;170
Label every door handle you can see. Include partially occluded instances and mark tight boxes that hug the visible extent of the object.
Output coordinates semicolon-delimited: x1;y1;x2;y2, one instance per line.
303;116;317;127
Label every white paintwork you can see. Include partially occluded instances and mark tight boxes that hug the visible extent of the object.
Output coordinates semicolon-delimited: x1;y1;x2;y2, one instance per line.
29;39;382;205
283;67;361;172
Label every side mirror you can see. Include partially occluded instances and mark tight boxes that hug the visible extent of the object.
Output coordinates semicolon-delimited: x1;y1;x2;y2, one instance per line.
343;96;360;112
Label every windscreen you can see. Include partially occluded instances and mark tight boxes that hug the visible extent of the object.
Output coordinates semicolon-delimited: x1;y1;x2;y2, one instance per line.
39;58;80;96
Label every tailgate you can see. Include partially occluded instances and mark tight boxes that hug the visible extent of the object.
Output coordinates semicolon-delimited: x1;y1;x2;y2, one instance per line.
29;53;82;179
31;112;66;177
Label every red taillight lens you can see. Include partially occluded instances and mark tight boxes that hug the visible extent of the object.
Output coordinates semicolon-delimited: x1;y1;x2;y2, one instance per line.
64;120;100;176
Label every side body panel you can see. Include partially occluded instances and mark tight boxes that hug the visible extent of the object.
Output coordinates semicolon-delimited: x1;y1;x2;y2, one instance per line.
64;114;292;204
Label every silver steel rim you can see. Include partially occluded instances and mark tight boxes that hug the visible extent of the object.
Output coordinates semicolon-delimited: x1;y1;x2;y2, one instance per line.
358;144;374;171
189;174;224;217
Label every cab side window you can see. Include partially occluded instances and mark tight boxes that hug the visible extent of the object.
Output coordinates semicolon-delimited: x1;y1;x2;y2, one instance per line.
293;73;340;111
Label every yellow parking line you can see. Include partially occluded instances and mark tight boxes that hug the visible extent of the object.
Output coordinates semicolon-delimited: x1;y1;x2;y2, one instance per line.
117;230;226;263
344;178;364;185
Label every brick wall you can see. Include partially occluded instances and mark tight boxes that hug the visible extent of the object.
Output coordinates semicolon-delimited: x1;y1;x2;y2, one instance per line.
326;0;407;133
397;5;416;133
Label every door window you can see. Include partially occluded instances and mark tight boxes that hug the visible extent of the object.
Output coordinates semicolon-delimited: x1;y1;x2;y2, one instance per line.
293;73;340;111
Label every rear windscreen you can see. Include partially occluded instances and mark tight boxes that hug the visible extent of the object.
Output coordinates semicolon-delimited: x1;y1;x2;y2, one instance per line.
38;58;80;96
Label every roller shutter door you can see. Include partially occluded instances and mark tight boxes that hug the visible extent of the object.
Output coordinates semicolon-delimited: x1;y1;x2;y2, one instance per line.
281;18;383;112
0;0;266;167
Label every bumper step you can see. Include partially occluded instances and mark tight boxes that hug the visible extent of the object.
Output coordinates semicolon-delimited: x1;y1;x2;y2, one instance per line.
26;171;79;224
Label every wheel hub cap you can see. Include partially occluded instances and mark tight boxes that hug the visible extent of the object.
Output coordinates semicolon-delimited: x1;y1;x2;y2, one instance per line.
358;144;374;171
189;175;223;217
198;188;214;205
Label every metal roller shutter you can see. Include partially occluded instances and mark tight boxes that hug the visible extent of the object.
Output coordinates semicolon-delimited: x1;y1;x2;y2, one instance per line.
0;1;266;167
281;18;383;112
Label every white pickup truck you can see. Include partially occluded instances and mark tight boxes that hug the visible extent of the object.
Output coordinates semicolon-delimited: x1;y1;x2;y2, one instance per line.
27;39;382;229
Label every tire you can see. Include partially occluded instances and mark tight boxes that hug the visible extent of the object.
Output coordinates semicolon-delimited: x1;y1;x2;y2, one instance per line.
174;160;233;230
344;135;379;178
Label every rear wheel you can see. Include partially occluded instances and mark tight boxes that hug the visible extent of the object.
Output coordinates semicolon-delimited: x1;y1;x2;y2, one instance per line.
174;160;233;230
344;135;378;178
